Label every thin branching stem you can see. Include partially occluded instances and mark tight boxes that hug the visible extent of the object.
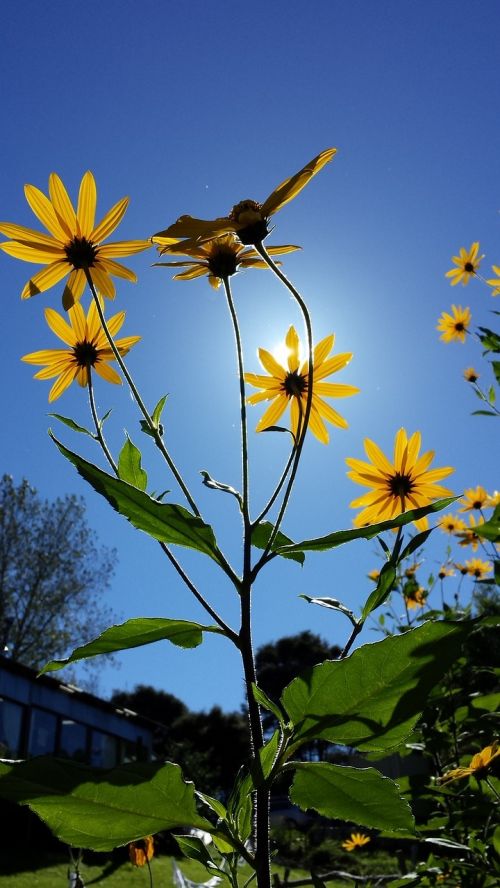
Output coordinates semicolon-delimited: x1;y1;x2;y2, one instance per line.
87;369;118;474
222;276;250;527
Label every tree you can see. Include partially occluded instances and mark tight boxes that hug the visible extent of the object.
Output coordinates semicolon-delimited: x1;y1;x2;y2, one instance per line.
0;474;116;673
256;630;341;703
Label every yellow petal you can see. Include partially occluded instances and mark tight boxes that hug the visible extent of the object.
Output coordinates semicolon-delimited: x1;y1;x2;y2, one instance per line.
93;361;122;385
258;348;286;380
98;240;151;257
314;396;348;429
255;394;288;431
0;221;61;249
314;352;352;380
49;173;77;238
22;349;71;366
21;260;70;299
152;215;234;241
62;268;87;310
261;148;337;217
98;257;137;281
173;265;208;281
48;366;78;402
24;184;67;241
44;307;77;345
313;333;335;368
0;240;64;263
91;197;129;243
286;326;300;372
68;302;87;342
90;265;116;299
314;382;360;398
244;372;282;390
307;403;330;443
77;171;97;238
33;358;74;379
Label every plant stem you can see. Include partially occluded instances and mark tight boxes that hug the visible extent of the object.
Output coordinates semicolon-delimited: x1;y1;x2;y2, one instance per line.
84;269;200;516
222;276;250;527
87;370;118;474
252;244;314;567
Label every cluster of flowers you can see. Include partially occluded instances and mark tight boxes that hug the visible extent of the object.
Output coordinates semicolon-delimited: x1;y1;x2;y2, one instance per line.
437;241;499;346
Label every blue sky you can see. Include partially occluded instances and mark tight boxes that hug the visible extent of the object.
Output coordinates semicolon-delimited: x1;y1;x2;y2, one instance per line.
1;0;498;712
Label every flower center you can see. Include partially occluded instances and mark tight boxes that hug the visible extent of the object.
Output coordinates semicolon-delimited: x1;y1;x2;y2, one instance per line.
283;370;307;398
464;261;474;273
230;199;269;245
388;472;414;499
473;500;482;509
454;322;464;332
73;340;98;367
65;236;98;269
207;244;240;279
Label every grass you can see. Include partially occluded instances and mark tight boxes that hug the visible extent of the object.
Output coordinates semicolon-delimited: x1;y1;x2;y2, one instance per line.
0;852;348;887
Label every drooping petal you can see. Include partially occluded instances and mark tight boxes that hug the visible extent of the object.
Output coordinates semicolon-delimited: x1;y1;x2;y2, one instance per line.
93;361;122;385
307;402;330;444
152;215;234;241
21;260;70;299
261;148;337;217
90;265;116;299
62;268;87;310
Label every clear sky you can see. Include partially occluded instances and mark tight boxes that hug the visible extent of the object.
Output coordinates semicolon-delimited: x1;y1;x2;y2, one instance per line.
1;0;498;712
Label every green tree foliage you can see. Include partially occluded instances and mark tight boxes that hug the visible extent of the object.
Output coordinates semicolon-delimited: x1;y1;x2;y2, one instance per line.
0;474;116;673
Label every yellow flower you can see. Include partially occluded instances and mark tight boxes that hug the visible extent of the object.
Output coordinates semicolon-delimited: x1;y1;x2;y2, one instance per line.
445;242;483;286
438;513;467;535
439;742;500;785
486;265;500;296
457;514;484;552
459;485;489;512
342;832;371;852
244;325;359;444
152;148;337;246
487;490;500;507
463;367;479;383
152;234;300;289
437;305;471;343
438;565;455;579
465;558;492;579
404;562;421;578
0;171;150;310
454;562;469;576
405;586;427;609
367;569;380;582
346;429;454;531
21;299;140;401
128;836;154;867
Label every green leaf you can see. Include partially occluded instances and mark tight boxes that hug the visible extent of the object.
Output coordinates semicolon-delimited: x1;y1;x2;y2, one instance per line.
118;436;148;491
281;620;475;753
50;433;221;563
361;563;397;621
478;326;500;353
99;408;112;429
399;528;433;562
299;595;357;624
152;394;168;427
274;498;457;555
48;413;94;437
475;506;500;542
40;617;223;674
471;410;498;417
252;521;305;565
175;835;216;868
252;683;286;726
492;361;500;385
488;385;497;405
0;758;212;851
200;471;241;503
290;763;414;832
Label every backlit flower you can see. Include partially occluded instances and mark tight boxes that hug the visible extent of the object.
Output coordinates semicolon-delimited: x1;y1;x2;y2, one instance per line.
438;513;467;535
487;490;500;507
445;242;483;286
438;565;455;579
438;742;500;785
463;367;479;383
405;586;427;609
0;171;150;309
457;514;484;552
486;265;500;296
437;305;471;343
465;558;492;579
152;148;336;246
454;562;468;576
152;234;300;289
22;299;140;401
346;429;454;531
342;832;371;852
129;836;154;867
244;325;359;444
459;485;489;512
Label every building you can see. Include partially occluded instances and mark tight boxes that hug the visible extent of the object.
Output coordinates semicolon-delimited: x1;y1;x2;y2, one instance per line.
0;654;154;766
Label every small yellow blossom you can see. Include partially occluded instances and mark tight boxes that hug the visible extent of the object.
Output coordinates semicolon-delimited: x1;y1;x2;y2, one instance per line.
245;325;359;444
439;742;500;785
463;367;479;383
405;586;427;609
486;265;500;296
0;171;150;310
454;562;469;576
438;513;467;535
438;565;455;579
342;832;371;852
346;429;454;531
404;562;421;578
129;836;154;867
445;242;483;286
437;305;471;343
367;569;380;582
487;490;500;507
465;558;492;580
152;148;337;246
459;485;489;512
457;514;485;552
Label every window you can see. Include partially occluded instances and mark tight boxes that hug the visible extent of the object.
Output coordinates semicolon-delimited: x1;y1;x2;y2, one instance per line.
0;698;24;758
28;708;57;756
90;731;117;767
59;719;88;762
